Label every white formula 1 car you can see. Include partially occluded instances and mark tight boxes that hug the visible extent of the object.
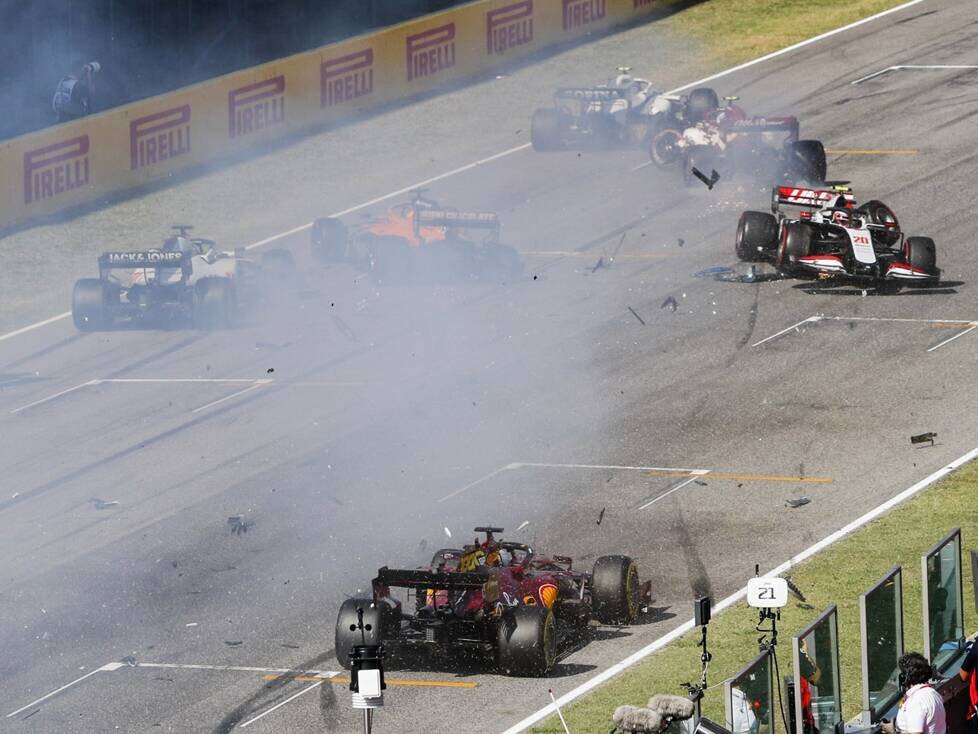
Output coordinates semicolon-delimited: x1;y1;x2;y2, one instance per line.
735;185;940;288
531;68;684;150
71;225;295;330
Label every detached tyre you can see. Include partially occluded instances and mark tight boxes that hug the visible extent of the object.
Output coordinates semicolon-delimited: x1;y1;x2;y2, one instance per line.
592;555;640;625
736;211;779;262
334;598;384;670
649;129;682;168
530;109;567;151
785;140;826;184
497;605;557;676
856;200;901;246
312;217;348;263
72;278;110;331
195;277;233;329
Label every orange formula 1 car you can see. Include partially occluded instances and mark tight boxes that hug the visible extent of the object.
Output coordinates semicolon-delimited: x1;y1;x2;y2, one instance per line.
311;190;522;283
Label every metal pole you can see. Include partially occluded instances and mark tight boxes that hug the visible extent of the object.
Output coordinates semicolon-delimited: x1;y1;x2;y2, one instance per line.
362;708;372;734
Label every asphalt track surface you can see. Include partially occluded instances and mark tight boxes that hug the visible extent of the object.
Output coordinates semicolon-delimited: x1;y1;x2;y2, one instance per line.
3;2;978;732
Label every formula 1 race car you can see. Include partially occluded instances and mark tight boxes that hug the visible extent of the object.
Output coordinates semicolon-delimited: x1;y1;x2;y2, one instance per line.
649;92;826;186
734;185;940;287
335;527;647;676
311;191;521;283
530;68;687;151
71;225;295;331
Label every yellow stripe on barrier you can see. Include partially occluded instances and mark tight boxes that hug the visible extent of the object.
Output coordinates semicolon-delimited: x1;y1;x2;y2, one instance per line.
0;0;667;230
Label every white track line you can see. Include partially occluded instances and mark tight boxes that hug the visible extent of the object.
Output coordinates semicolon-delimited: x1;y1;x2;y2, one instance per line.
0;0;927;347
637;471;710;510
135;662;334;676
819;316;978;325
190;380;271;413
852;64;978;85
10;379;98;414
239;680;325;728
437;462;710;503
502;443;978;734
927;324;978;353
5;663;121;718
437;463;521;503
751;316;820;347
511;462;707;473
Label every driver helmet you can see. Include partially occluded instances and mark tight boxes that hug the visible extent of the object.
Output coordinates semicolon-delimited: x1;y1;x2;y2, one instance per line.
613;73;634;89
459;547;486;572
162;236;193;255
829;194;852;226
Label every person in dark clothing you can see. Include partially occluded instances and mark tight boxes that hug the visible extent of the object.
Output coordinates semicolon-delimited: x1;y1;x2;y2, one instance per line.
52;60;100;122
958;641;978;734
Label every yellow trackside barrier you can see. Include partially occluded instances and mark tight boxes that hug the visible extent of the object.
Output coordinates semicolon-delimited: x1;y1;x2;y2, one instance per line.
0;0;663;230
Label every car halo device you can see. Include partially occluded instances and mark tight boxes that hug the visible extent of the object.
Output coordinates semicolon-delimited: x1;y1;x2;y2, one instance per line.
348;605;386;734
748;577;789;609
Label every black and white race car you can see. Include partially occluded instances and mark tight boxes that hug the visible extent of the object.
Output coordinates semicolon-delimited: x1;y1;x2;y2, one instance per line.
734;185;940;288
71;225;294;331
530;68;686;150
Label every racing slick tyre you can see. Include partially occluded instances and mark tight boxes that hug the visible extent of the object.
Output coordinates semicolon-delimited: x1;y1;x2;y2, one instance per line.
260;248;296;279
735;211;779;262
856;200;901;246
906;236;938;275
649;128;683;167
776;222;813;275
311;217;348;263
592;555;640;625
72;278;111;331
334;598;385;670
194;277;234;329
687;87;720;122
497;605;557;677
785;140;827;184
530;108;567;151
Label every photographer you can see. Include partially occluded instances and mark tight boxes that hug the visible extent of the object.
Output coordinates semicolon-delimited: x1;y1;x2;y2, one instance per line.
52;60;100;122
882;652;945;734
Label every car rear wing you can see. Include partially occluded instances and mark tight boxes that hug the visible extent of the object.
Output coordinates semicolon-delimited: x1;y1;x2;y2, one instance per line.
772;185;855;213
372;567;488;593
98;250;191;277
554;87;624;101
726;116;799;139
416;209;500;233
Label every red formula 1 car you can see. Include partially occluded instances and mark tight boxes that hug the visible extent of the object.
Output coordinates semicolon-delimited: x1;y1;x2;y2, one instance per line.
334;527;646;676
650;90;826;186
735;185;940;287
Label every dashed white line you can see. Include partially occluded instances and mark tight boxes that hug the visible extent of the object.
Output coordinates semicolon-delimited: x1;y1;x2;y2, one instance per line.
851;64;978;85
927;324;978;353
239;680;325;728
190;380;272;413
751;316;820;347
10;379;98;414
5;663;120;718
638;470;711;510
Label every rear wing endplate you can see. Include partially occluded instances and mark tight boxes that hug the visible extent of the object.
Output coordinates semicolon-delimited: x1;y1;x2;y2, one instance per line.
772;186;855;213
98;250;190;274
373;566;487;591
554;87;623;101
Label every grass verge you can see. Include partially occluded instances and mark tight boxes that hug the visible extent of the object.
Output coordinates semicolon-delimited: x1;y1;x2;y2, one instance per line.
530;457;978;733
655;0;917;68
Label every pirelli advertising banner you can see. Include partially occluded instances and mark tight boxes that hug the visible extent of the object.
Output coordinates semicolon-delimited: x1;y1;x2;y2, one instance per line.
0;0;661;229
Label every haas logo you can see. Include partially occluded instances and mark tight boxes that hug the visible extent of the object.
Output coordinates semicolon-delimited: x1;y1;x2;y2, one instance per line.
486;1;534;55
